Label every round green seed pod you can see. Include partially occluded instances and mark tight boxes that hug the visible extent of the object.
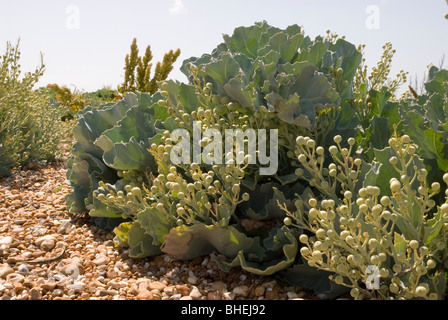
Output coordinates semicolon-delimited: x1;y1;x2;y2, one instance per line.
300;247;310;256
299;234;309;244
283;217;292;226
389;283;399;294
334;275;344;285
396;252;406;263
340;230;350;240
428;293;439;300
426;259;437;269
436;241;446;251
419;246;429;256
316;146;324;156
344;191;352;200
316;229;326;239
379;268;389;278
306;139;316;149
350;288;360;298
370;255;380;265
378;253;387;262
333;135;342;144
392;264;402;273
443;173;448;185
295;136;305;145
409;240;419;250
336;263;347;273
390;179;401;193
440;203;448;215
368;238;378;250
415;285;428;297
312;250;323;261
345;235;355;246
416;265;427;275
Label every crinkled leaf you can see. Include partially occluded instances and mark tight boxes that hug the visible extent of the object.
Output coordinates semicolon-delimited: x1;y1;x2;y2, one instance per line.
202;52;240;85
127;221;162;258
424;208;445;246
137;207;175;245
424;65;448;95
277;262;349;299
394;232;407;254
402;109;448;171
161;224;265;260
223;21;272;59
216;226;298;276
222;75;254;111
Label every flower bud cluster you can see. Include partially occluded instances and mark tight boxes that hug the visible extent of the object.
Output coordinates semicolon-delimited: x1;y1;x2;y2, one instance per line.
294;135;362;200
282;133;448;300
94;179;150;220
147;128;250;227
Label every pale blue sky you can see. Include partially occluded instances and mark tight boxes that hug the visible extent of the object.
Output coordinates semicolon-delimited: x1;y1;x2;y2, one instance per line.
1;0;447;92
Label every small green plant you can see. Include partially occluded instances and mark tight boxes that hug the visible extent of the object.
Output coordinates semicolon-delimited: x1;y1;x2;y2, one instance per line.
281;132;448;300
118;38;180;94
0;40;71;176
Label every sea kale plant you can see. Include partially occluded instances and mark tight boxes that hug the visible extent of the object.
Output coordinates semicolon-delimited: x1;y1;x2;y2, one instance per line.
66;21;448;299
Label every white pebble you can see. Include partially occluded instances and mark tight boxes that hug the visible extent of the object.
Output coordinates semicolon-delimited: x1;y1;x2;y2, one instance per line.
187;276;198;285
189;286;202;299
0;236;14;245
17;264;30;274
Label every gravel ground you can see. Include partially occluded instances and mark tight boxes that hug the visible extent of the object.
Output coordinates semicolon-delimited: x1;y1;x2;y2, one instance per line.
0;161;319;300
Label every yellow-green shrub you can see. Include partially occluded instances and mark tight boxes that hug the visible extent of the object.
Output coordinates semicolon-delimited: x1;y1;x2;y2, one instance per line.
0;40;73;175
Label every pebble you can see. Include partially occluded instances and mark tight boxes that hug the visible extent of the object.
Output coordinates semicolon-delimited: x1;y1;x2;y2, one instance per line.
52;289;63;297
36;235;56;251
211;281;227;291
149;281;166;291
92;256;108;266
207;291;222;300
41;282;57;290
287;292;299;299
57;220;71;234
187;275;198;285
189;286;202;299
71;281;86;292
17;264;30;274
0;236;13;245
175;284;190;296
30;287;42;300
136;289;153;300
254;285;265;296
233;285;250;297
0;265;14;279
